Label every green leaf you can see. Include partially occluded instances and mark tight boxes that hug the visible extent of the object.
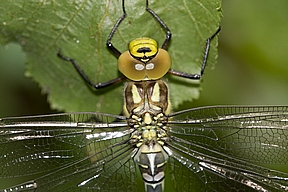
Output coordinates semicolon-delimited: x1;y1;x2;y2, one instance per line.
0;0;222;114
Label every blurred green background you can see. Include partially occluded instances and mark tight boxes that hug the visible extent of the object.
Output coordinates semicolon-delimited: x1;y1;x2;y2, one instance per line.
188;0;288;108
1;1;288;117
0;0;288;191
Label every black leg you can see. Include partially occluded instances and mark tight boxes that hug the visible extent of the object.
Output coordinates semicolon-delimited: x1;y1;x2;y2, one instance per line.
145;0;172;49
57;50;124;89
58;0;220;88
57;1;129;90
168;27;221;80
106;0;127;58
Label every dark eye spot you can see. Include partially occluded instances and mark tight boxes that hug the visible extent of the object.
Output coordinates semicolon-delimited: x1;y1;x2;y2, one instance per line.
137;47;151;53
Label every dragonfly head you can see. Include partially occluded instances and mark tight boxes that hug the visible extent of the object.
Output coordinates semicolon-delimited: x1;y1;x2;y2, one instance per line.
118;37;171;81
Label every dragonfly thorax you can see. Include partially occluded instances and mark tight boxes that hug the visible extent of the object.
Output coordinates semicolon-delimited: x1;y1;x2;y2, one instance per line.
123;80;171;118
125;80;170;191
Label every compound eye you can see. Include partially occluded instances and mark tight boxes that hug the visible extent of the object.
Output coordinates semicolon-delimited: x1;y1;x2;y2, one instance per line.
118;49;171;81
146;49;171;79
118;51;146;81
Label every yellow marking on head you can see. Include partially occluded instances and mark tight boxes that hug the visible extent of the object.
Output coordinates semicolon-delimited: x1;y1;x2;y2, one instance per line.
118;48;171;81
129;37;158;60
118;37;171;81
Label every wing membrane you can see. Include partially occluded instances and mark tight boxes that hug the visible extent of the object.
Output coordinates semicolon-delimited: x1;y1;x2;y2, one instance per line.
0;112;139;191
1;107;288;191
167;106;288;191
169;106;288;164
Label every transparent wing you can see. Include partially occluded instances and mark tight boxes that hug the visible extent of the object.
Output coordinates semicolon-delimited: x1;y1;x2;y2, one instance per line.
0;112;138;191
167;106;288;191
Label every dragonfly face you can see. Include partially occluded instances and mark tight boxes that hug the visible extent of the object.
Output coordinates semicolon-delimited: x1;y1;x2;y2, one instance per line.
118;38;171;81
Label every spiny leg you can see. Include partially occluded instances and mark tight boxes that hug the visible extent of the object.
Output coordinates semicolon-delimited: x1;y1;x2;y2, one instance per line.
107;0;172;52
168;27;221;80
57;2;129;89
57;50;124;89
145;0;172;49
106;0;127;58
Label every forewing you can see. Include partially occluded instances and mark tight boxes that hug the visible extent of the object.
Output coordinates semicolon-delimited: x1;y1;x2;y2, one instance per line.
167;106;288;191
0;112;138;191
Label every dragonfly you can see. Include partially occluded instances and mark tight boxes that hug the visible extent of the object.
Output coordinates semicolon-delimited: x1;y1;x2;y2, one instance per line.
1;0;288;191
